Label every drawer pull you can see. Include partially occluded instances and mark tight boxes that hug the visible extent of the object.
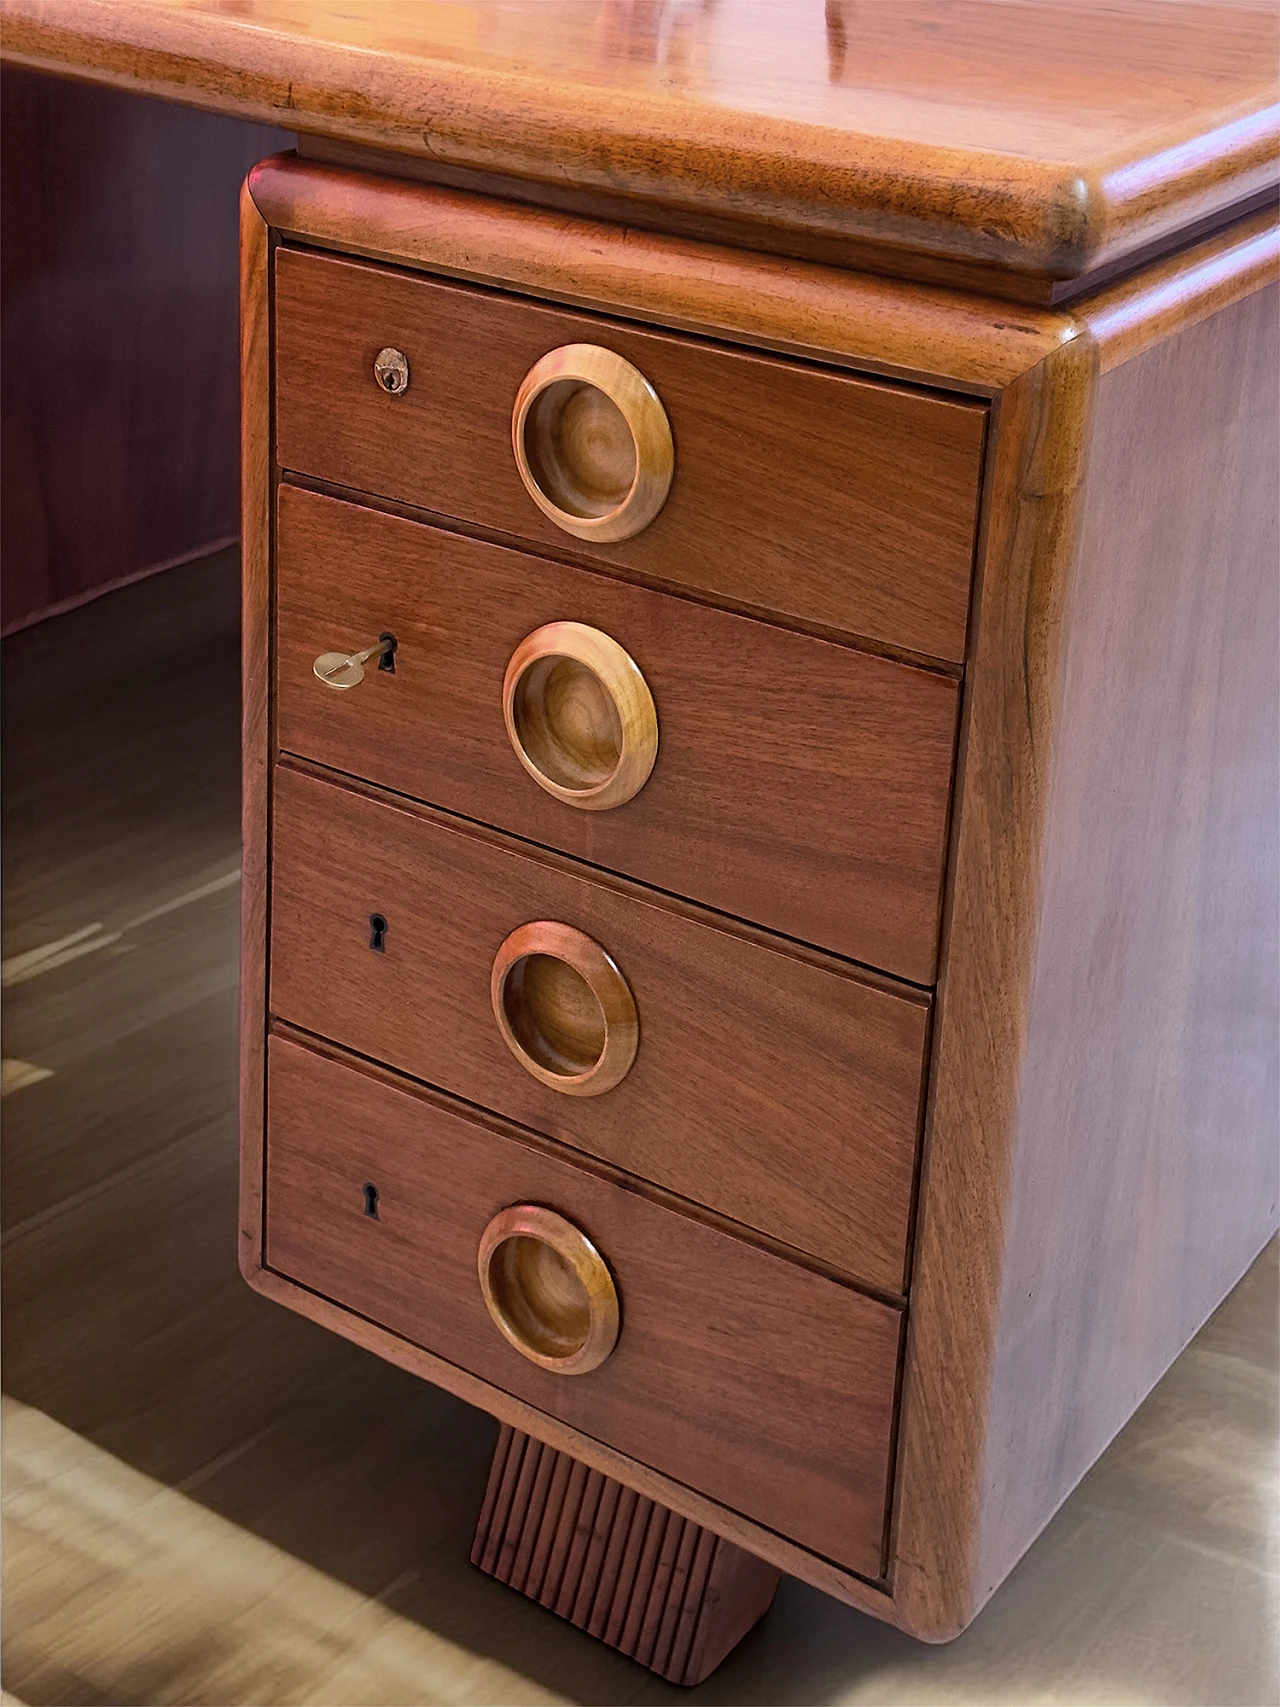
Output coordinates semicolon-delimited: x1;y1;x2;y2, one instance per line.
512;344;673;543
313;632;396;690
478;1203;620;1375
503;621;658;811
491;920;638;1096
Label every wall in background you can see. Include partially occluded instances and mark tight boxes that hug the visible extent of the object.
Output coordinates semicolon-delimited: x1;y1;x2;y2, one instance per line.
1;67;291;634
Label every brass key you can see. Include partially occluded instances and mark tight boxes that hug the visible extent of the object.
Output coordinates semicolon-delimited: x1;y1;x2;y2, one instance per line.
312;634;395;690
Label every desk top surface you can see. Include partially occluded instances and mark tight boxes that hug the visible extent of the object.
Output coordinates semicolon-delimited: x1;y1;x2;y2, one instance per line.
3;0;1276;294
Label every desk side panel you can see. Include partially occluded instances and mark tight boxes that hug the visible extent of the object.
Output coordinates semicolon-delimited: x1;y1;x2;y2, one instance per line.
894;217;1278;1640
975;280;1280;1598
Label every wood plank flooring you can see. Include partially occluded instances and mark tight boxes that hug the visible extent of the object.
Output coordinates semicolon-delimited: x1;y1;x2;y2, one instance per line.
2;553;1277;1706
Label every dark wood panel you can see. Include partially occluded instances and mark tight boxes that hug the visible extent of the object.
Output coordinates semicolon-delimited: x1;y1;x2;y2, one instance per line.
272;248;986;663
269;761;928;1297
263;1033;903;1580
274;486;959;983
0;65;290;633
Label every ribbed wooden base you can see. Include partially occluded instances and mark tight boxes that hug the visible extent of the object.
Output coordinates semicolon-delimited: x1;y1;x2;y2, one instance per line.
472;1426;781;1685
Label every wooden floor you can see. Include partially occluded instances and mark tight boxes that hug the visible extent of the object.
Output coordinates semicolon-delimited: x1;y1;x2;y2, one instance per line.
2;554;1277;1707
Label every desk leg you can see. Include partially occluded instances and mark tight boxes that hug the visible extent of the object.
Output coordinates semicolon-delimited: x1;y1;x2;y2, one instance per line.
472;1425;781;1685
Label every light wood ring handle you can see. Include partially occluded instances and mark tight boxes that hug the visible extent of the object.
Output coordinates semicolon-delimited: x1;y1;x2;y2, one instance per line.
478;1204;620;1375
512;344;674;543
491;921;639;1097
503;621;658;811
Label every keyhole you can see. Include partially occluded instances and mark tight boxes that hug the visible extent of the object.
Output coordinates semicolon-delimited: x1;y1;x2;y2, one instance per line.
362;1182;380;1219
369;913;388;952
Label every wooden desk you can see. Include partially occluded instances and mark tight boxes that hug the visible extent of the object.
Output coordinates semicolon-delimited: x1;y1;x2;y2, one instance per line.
5;0;1276;1683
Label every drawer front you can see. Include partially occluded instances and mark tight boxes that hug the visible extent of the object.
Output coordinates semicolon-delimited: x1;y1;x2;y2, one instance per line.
264;1032;902;1579
276;486;959;982
273;247;986;663
270;763;928;1296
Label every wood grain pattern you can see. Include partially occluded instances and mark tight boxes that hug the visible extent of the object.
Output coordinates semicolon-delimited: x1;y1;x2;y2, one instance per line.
1082;204;1279;371
269;760;929;1298
234;153;1280;1643
295;136;1280;311
262;1031;903;1581
4;0;1276;296
248;154;1074;395
891;326;1099;1644
273;485;960;982
472;1426;781;1685
893;261;1279;1638
272;247;986;665
234;153;970;1620
2;544;896;1638
971;282;1280;1613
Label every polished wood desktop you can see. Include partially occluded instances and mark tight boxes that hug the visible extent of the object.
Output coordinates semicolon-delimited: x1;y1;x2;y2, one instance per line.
4;0;1276;1685
4;0;1277;296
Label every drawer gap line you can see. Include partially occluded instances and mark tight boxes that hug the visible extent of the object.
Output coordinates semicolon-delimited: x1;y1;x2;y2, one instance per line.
266;1016;911;1310
273;752;938;1000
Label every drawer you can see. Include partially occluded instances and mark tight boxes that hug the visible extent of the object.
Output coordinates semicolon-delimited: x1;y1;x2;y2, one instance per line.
276;485;959;982
273;247;986;663
270;762;929;1296
264;1032;903;1579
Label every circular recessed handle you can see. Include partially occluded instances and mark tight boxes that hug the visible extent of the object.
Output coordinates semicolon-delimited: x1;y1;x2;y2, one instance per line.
512;344;673;543
503;621;658;811
491;921;638;1097
478;1204;620;1375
